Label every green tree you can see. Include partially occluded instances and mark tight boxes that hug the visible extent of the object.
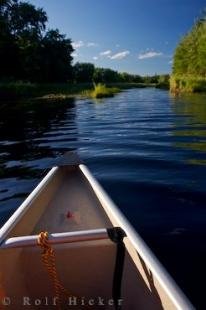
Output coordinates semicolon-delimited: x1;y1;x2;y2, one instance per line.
132;74;143;83
40;30;74;82
73;62;95;83
0;0;19;79
101;68;119;82
171;11;206;92
0;0;74;82
93;67;104;83
173;12;206;77
8;1;47;36
142;75;159;84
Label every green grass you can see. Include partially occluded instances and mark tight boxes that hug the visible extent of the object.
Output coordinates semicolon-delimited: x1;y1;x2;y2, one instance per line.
170;75;206;94
82;83;120;99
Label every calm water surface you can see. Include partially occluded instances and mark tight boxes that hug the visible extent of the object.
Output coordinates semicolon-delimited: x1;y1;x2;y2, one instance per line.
1;88;206;307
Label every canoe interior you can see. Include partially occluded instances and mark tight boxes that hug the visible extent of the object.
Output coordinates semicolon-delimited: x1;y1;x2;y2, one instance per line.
5;166;112;237
0;166;187;309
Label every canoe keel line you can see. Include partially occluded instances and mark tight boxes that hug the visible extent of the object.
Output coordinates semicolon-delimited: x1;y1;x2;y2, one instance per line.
0;152;194;309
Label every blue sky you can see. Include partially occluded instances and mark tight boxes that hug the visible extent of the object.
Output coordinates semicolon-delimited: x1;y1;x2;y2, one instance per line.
28;0;205;75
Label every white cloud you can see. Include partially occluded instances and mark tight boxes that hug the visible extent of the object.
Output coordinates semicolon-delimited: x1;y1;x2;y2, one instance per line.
87;42;98;47
72;52;78;58
168;60;173;64
138;51;163;60
109;50;130;60
100;50;112;56
93;56;98;60
72;40;84;49
72;40;99;49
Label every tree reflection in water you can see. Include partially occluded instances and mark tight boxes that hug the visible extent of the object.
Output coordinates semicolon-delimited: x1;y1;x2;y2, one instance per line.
172;93;206;165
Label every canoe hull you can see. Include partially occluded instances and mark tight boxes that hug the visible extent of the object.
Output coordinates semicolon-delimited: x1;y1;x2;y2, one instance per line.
0;164;193;309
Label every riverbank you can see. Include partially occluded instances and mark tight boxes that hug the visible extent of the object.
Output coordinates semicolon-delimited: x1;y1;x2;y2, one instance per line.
0;81;156;103
0;82;91;102
170;75;206;94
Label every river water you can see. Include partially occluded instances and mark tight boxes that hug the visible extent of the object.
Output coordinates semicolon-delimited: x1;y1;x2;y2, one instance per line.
0;88;206;307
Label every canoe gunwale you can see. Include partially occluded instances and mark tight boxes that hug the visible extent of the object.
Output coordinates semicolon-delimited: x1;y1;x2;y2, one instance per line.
0;167;58;244
80;164;194;310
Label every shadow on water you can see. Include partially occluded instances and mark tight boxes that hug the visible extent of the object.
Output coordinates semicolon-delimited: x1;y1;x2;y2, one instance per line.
0;98;77;225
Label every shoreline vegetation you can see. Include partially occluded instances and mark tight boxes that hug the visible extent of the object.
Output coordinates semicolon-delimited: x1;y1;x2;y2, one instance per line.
82;83;120;99
0;80;162;104
170;12;206;94
170;76;206;94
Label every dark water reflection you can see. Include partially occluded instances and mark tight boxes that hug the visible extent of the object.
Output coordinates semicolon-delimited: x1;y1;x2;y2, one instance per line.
0;98;77;221
0;89;206;307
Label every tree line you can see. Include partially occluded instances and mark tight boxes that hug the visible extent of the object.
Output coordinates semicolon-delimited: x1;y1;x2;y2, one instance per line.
73;62;158;84
170;10;206;93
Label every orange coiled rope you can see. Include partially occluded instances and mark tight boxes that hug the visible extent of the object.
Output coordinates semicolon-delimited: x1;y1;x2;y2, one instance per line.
37;231;70;309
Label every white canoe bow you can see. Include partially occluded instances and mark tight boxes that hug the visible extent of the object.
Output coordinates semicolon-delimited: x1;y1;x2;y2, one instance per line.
0;152;194;309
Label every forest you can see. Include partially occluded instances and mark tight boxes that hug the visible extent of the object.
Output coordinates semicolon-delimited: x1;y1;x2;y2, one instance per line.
0;0;74;82
170;11;206;93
